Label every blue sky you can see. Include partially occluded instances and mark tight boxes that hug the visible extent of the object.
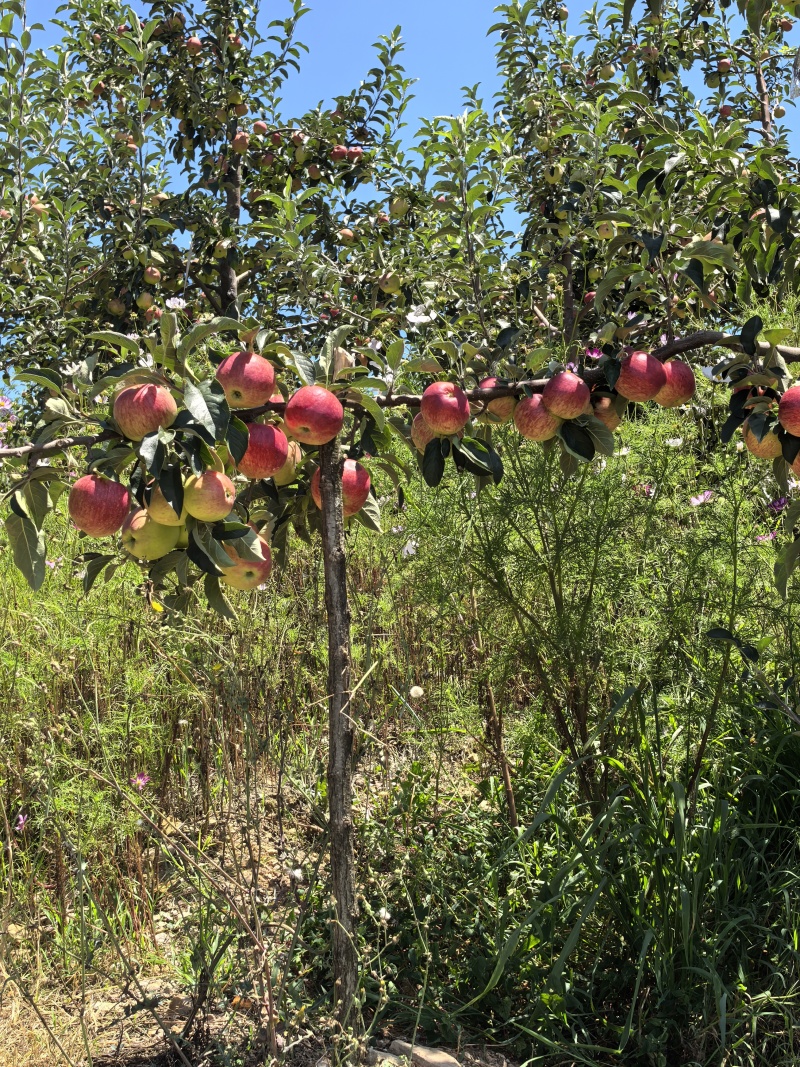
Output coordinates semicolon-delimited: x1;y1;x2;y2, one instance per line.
33;0;504;130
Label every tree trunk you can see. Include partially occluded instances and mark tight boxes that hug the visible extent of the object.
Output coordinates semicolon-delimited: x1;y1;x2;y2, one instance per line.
318;439;360;1034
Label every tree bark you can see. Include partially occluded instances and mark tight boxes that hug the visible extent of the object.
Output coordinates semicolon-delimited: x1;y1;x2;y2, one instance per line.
318;438;360;1034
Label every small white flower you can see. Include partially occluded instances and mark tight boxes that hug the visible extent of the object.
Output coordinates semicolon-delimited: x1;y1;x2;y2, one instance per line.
409;685;424;700
367;338;382;352
406;304;435;326
165;296;186;310
377;907;391;923
401;538;418;558
666;437;683;447
736;440;745;452
615;447;631;457
290;868;304;884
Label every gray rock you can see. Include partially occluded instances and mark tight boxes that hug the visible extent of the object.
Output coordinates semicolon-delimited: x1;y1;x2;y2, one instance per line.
389;1040;460;1067
367;1050;408;1066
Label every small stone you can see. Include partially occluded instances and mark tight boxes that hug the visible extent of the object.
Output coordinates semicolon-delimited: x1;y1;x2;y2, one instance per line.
367;1051;407;1066
389;1041;460;1067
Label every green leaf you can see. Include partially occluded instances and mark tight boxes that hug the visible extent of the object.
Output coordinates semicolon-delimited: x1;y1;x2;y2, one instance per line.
775;538;800;598
352;492;382;532
176;317;242;363
580;414;616;457
288;350;316;386
320;325;356;384
5;512;46;590
558;422;595;462
681;239;735;272
82;553;114;594
227;416;250;463
204;574;237;618
183;379;230;441
17;480;51;529
14;368;63;393
422;438;445;487
87;331;141;356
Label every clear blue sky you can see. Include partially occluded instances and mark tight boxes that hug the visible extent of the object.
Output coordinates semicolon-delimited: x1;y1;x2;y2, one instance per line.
33;0;503;129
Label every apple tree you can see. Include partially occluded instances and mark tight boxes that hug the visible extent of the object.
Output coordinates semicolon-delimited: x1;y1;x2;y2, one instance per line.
7;0;800;1037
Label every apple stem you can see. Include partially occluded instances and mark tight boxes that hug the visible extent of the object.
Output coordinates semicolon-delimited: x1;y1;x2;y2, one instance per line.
318;437;361;1034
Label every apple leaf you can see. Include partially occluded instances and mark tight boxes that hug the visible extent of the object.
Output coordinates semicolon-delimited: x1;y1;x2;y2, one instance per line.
775;538;800;599
156;463;184;519
320;325;356;384
580;414;616;457
740;315;763;357
5;512;46;590
559;421;595;463
81;553;115;594
353;492;382;533
187;528;224;576
227;416;250;464
204;574;237;619
176;318;242;364
14;368;63;393
87;331;141;357
422;438;445;487
183;379;230;442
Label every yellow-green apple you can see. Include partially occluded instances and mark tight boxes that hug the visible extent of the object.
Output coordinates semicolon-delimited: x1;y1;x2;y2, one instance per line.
599;63;616;79
175;526;189;549
378;271;401;294
544;164;564;184
743;420;783;459
774;104;787;118
284;385;344;445
616;351;667;402
310;459;371;517
597;221;616;239
183;471;236;521
420;381;470;435
542;370;590;419
590;394;622;431
221;536;272;590
654;360;696;407
107;297;126;316
113;383;177;440
145;481;187;526
477;377;517;423
121;508;181;559
143;265;161;284
136;291;154;310
390;196;410;217
514;394;562;440
273;439;302;485
68;474;131;536
215;350;276;408
238;423;289;479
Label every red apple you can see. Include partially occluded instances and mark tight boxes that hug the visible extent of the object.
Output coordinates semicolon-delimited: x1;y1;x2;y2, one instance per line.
330;144;348;162
719;104;733;119
232;131;249;154
743;420;783;459
238;423;289;479
420;381;470;435
253;120;268;135
186;36;202;55
310;459;371;517
215;350;276;408
270;131;282;146
183;470;236;521
542;370;590;419
121;508;181;559
616;351;667;402
717;58;732;73
221;537;272;589
478;377;517;423
113;383;177;440
654;359;696;407
590;394;622;431
411;412;436;453
514;394;562;440
778;385;800;435
583;291;596;305
68;474;131;536
347;146;364;164
338;227;355;243
284;385;344;445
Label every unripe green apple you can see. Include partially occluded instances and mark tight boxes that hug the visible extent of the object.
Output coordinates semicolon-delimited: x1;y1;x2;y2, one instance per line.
378;271;401;294
544;163;564;184
390;196;410;217
597;221;616;240
774;104;786;118
136;291;154;310
599;63;615;79
588;265;603;282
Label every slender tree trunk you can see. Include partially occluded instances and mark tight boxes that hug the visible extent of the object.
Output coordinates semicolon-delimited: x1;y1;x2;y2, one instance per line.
318;439;360;1035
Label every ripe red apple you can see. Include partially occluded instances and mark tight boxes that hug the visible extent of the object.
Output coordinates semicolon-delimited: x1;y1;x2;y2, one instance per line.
284;385;344;445
121;508;181;559
238;423;290;479
232;131;249;154
228;32;242;50
330;144;348;162
338;227;355;243
719;104;733;119
542;370;590;419
68;474;131;536
743;420;783;459
514;394;562;440
145;482;186;526
113;383;177;440
583;291;596;305
718;57;732;73
420;381;470;435
590;394;622;431
347;146;363;164
186;36;202;55
270;131;282;146
778;385;800;434
215;350;275;408
616;351;667;402
183;470;236;521
411;412;436;453
221;537;272;589
253;120;268;135
779;17;793;31
310;459;371;517
654;359;696;407
478;377;517;423
273;439;302;485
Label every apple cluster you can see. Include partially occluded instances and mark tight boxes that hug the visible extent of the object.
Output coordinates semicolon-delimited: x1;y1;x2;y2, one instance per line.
66;350;372;592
